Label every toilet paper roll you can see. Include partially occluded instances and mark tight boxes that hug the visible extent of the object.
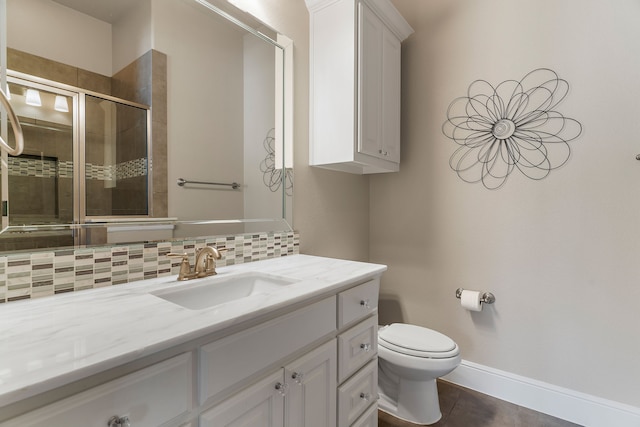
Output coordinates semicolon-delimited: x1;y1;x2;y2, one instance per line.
460;290;483;312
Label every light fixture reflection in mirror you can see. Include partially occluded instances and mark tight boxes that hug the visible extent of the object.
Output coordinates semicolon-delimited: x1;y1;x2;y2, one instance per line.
54;94;68;112
25;88;41;106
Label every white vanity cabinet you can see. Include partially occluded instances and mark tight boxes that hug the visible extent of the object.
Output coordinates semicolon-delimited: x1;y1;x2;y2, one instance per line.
306;0;413;174
0;257;385;427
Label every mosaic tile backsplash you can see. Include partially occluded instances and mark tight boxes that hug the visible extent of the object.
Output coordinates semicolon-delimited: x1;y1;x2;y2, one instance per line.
0;231;299;303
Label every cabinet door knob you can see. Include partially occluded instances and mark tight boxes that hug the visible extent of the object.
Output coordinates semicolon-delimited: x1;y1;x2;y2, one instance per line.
360;392;371;402
360;299;370;309
107;415;131;427
275;382;289;396
360;343;371;352
291;371;305;384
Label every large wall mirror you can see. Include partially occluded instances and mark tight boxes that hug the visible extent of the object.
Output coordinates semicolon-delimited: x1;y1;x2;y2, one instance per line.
0;0;293;253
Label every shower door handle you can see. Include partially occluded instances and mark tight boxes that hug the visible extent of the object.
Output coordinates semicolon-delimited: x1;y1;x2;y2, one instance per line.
0;86;24;156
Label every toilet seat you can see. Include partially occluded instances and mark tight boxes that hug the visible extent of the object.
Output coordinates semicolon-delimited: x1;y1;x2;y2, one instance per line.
379;323;459;359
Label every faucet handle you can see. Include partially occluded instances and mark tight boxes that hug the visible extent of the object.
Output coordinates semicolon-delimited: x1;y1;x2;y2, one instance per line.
167;252;188;257
203;247;227;276
167;253;193;281
202;246;228;259
216;248;228;258
204;253;216;274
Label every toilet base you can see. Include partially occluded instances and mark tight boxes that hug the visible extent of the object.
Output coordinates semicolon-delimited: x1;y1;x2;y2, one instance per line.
378;377;442;425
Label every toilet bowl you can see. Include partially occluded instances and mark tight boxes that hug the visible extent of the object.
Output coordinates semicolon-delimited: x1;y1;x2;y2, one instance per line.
377;323;461;425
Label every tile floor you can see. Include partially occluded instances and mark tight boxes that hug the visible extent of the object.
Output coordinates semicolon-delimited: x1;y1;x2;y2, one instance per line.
378;380;583;427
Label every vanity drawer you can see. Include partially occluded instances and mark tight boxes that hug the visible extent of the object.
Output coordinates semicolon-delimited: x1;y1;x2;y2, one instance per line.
338;315;378;383
338;278;379;329
0;353;192;427
351;402;378;427
337;359;378;427
199;296;336;404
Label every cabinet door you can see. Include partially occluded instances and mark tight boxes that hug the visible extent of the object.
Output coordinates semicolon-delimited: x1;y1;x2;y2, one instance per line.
200;370;285;427
357;2;383;160
381;25;401;163
285;340;337;427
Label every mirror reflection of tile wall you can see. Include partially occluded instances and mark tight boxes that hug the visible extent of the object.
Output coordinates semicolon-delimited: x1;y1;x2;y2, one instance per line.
1;48;167;252
7;48;167;220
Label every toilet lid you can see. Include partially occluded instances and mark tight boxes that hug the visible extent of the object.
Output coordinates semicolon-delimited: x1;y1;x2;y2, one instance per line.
379;323;459;358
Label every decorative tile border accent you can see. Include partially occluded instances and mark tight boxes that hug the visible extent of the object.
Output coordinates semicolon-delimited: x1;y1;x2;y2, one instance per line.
84;163;114;181
8;157;58;178
58;160;74;179
116;158;148;180
0;231;299;303
8;158;148;181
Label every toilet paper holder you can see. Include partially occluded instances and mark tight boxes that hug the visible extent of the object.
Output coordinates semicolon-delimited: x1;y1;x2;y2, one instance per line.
455;288;496;304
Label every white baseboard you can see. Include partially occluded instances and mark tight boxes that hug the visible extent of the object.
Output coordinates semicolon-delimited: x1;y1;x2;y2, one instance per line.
442;360;640;427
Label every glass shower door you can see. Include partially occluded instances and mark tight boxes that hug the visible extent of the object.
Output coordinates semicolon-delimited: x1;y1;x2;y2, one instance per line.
0;72;151;249
1;78;76;250
83;94;150;218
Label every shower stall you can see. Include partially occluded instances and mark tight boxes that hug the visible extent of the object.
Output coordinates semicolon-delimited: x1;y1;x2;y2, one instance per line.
1;73;151;250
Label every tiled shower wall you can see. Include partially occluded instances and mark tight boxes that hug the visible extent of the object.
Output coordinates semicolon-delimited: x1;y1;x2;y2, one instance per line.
7;48;168;219
0;231;299;303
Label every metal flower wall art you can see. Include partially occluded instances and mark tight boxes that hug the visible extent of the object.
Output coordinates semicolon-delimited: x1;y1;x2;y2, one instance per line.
442;68;582;189
260;128;293;196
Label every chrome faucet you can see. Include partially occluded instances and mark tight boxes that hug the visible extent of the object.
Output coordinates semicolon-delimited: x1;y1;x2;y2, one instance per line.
168;246;225;281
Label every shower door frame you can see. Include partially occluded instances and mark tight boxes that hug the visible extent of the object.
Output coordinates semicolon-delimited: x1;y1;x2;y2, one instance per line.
4;71;153;246
2;74;79;232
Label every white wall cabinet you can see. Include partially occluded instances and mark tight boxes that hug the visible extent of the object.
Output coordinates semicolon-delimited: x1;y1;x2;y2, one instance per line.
307;0;413;174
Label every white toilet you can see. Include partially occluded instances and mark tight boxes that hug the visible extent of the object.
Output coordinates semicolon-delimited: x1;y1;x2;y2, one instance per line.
377;323;461;425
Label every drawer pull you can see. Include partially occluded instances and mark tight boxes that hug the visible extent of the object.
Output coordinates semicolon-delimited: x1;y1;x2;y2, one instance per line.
360;299;370;309
360;343;371;352
275;382;289;396
360;392;371;402
107;415;131;427
291;371;305;384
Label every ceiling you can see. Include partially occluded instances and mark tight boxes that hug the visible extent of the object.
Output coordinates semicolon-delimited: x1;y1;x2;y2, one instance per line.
52;0;138;24
50;0;276;40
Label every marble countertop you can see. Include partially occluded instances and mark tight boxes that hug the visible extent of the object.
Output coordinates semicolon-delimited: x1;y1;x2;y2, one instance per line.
0;254;386;408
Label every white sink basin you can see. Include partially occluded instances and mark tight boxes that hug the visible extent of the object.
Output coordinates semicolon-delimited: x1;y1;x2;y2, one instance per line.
151;272;297;310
